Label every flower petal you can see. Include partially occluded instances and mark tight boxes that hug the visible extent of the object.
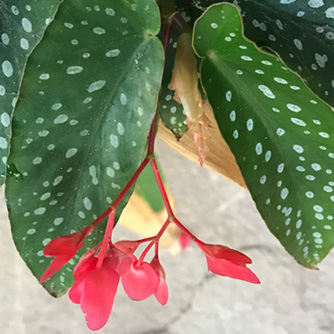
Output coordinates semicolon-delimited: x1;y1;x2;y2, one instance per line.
73;256;98;281
80;266;120;331
44;225;92;256
205;255;260;284
39;255;72;283
105;248;132;276
199;243;252;264
121;261;159;301
114;240;139;254
68;280;85;304
150;257;168;305
43;235;78;257
154;278;169;305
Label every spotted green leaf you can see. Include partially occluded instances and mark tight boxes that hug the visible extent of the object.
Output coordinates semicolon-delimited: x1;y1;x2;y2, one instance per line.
176;0;334;107
194;3;334;267
5;0;163;297
159;30;188;137
0;0;60;185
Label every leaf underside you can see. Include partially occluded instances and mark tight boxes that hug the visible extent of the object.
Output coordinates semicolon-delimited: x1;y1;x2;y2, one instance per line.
176;0;334;107
5;0;163;297
194;3;334;267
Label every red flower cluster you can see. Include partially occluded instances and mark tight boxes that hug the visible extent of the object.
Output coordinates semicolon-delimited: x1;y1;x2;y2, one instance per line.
40;212;259;331
66;243;168;330
40;232;168;330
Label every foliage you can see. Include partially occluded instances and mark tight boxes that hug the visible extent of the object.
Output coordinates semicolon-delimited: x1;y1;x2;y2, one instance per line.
1;0;334;329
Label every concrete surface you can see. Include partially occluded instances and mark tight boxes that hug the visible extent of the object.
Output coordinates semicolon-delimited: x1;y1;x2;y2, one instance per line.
1;139;334;334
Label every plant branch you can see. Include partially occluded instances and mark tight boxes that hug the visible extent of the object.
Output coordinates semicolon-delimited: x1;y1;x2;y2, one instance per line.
172;216;198;242
97;210;115;268
138;219;170;264
150;159;174;217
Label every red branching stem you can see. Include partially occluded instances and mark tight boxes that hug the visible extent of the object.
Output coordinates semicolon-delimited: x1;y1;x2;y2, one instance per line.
172;217;199;242
88;157;150;231
150;159;174;217
138;240;155;265
90;207;112;229
162;21;173;57
136;236;155;244
97;211;115;268
138;219;170;265
155;218;171;241
112;157;150;208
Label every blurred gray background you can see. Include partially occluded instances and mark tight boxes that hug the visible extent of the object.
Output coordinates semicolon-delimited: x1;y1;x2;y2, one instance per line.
1;139;334;334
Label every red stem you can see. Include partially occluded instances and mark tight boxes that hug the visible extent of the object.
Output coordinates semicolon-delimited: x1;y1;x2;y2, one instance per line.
155;242;159;257
172;217;199;242
87;157;150;231
138;219;170;264
138;240;155;265
113;157;150;208
136;236;155;244
155;218;171;240
97;211;115;268
150;159;174;217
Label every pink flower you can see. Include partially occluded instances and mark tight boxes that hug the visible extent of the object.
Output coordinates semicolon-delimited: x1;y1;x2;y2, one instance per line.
150;257;168;305
68;245;134;330
69;256;120;331
196;242;260;284
39;226;92;283
121;257;159;301
106;246;133;276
